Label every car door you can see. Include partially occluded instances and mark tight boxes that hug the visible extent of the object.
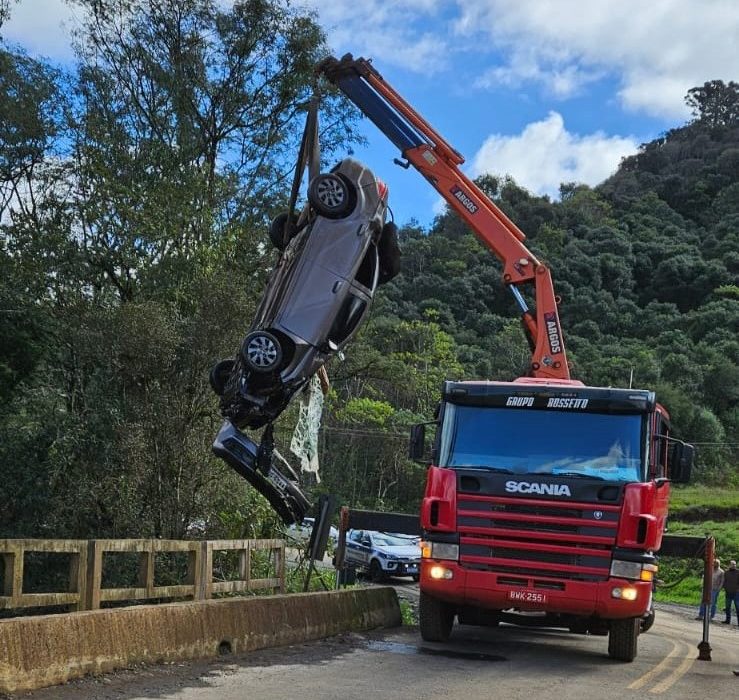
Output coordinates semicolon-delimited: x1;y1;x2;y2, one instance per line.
345;530;363;566
358;532;374;566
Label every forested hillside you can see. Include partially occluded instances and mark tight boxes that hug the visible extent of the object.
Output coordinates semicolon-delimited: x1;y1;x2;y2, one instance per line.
1;1;736;539
319;81;739;511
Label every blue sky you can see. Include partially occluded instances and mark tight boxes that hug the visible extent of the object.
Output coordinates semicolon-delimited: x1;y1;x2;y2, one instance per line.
4;0;739;227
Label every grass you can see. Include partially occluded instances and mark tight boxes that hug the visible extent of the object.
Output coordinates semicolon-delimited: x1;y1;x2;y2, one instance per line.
656;491;739;605
668;485;739;519
399;599;417;626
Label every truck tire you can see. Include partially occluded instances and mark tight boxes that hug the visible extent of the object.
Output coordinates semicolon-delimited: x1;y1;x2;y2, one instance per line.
608;618;639;662
419;592;454;642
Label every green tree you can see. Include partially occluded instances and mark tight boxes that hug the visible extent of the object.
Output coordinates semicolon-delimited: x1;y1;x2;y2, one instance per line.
686;80;739;127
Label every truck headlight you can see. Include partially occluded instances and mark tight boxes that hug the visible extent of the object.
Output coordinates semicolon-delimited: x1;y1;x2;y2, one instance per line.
424;542;459;561
610;560;657;581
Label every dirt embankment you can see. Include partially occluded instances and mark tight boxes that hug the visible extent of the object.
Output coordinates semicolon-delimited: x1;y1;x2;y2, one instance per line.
669;506;739;523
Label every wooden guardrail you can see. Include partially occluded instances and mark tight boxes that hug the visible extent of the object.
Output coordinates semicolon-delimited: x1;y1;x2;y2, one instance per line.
0;538;285;614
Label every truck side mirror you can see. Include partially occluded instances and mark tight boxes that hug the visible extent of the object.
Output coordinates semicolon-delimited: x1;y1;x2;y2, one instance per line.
669;442;694;484
409;424;426;462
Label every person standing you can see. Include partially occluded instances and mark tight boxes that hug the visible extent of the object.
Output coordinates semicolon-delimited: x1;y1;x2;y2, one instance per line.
722;559;739;624
696;558;724;620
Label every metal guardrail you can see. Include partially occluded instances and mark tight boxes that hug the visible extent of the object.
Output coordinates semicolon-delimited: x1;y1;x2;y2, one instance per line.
0;538;285;613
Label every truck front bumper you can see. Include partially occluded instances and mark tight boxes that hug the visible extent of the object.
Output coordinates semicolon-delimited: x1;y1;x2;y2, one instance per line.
420;560;652;619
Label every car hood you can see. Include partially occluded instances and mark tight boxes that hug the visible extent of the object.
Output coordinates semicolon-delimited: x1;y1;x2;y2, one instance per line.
376;545;420;558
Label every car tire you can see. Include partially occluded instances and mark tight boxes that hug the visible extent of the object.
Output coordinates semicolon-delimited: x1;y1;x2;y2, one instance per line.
209;359;235;395
378;221;401;284
419;591;454;642
412;574;420;583
608;618;640;662
240;331;283;373
308;173;355;219
369;559;386;583
269;212;298;250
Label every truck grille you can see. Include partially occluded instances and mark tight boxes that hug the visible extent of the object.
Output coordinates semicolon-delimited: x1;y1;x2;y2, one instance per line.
457;493;619;582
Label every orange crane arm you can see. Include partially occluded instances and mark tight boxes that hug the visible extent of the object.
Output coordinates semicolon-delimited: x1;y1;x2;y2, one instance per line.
317;54;570;380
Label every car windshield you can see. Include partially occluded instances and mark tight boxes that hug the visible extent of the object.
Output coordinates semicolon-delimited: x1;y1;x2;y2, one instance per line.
372;533;418;547
438;404;644;482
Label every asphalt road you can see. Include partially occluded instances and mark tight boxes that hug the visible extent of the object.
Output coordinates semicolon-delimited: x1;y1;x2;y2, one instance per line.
21;585;739;700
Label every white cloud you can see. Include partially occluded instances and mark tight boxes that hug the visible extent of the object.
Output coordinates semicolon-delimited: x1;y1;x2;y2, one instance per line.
1;0;77;62
471;112;638;198
297;0;451;73
452;0;739;117
5;0;739;120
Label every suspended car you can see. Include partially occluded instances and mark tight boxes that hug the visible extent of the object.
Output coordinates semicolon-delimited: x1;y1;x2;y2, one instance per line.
209;157;399;524
210;157;399;431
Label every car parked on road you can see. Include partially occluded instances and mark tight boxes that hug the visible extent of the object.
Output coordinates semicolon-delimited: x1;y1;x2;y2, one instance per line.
210;157;400;430
345;530;421;581
283;517;339;544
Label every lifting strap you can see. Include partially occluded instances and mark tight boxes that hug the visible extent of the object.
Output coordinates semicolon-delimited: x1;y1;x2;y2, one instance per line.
285;93;321;233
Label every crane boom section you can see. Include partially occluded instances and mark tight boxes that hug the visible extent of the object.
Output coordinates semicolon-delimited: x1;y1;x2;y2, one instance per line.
317;54;570;380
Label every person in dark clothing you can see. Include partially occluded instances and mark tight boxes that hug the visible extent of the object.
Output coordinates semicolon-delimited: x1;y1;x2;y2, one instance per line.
722;559;739;624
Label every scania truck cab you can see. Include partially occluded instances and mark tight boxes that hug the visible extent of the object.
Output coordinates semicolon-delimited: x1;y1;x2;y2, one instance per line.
411;378;693;661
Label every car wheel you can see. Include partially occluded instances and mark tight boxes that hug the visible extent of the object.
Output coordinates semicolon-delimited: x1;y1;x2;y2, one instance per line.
412;574;420;583
269;212;298;250
378;221;401;285
419;591;454;642
369;559;386;582
240;331;283;373
308;173;355;219
209;359;235;395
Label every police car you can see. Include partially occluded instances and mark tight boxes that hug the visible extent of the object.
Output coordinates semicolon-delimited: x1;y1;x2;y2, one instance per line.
345;530;421;581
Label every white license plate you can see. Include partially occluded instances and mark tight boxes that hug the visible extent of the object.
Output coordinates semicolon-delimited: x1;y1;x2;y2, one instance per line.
508;589;548;604
407;566;418;573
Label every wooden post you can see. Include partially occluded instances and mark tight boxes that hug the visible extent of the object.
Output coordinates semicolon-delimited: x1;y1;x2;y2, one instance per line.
68;545;88;612
244;541;252;591
85;540;102;610
138;543;155;598
197;541;210;600
276;543;285;594
698;536;715;660
11;543;23;607
2;551;14;598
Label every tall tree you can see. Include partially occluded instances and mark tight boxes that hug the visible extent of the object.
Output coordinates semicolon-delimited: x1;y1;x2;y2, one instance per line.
686;80;739;128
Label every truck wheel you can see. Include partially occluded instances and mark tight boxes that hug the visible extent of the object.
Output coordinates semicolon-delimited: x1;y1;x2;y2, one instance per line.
419;592;454;642
608;618;640;662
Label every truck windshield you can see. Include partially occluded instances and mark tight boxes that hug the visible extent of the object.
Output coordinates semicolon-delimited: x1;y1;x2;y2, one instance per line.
438;405;644;482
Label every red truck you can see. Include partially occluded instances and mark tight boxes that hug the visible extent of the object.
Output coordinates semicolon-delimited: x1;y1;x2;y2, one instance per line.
318;55;695;661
